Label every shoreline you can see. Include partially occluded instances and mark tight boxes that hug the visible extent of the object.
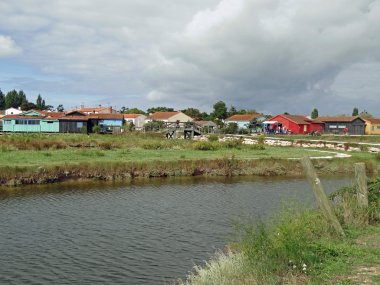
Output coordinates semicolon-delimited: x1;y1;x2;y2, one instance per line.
1;156;378;187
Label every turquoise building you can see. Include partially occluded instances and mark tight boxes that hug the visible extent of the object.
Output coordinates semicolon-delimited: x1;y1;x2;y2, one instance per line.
1;110;60;133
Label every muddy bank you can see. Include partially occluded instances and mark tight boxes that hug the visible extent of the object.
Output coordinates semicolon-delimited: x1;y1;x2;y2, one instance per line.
1;157;378;187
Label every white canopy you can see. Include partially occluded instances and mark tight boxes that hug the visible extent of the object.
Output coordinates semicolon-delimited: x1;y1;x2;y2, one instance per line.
262;121;279;124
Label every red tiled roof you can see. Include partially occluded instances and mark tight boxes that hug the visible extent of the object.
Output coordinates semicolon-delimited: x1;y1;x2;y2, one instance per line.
225;114;262;121
78;107;111;112
318;116;362;122
149;112;180;120
88;113;124;120
123;114;144;119
364;118;380;124
271;114;324;125
2;115;45;119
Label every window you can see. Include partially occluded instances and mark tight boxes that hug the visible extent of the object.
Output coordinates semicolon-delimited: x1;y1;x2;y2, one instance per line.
4;120;11;125
77;122;83;128
329;125;337;128
28;120;40;125
377;126;380;130
373;126;375;131
338;125;346;129
47;121;53;124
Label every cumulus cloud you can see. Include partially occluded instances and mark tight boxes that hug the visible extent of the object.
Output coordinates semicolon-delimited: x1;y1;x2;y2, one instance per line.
0;35;22;57
0;0;379;115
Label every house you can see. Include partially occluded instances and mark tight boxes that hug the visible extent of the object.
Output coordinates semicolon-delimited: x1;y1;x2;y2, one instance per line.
58;111;89;133
5;107;23;115
88;113;124;134
123;114;147;130
318;116;366;135
268;114;324;134
195;121;218;133
1;110;61;133
363;118;380;135
147;112;194;123
76;106;116;115
225;114;266;129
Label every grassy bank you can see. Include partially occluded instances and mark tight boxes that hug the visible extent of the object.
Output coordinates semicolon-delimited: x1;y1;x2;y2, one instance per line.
179;178;380;285
0;133;379;186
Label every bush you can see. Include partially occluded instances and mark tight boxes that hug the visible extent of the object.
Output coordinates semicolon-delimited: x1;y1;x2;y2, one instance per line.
222;139;242;149
208;134;219;142
80;126;88;134
192;141;219;151
257;135;265;145
92;125;101;134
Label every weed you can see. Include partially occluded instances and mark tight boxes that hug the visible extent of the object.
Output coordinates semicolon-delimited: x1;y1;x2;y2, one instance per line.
192;141;219;151
208;134;219;142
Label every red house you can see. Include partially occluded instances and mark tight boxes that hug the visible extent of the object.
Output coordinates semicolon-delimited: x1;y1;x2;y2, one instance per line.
268;114;324;134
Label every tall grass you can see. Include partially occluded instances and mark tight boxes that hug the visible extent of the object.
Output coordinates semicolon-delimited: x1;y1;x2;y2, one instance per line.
178;178;380;285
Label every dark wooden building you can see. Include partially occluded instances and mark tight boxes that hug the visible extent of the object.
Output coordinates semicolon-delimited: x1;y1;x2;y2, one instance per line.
59;111;89;133
318;116;366;135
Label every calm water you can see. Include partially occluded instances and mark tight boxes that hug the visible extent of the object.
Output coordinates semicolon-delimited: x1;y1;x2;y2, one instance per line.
0;176;352;285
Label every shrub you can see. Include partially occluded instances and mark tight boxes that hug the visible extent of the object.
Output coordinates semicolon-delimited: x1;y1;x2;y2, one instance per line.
208;134;219;142
257;135;265;145
80;126;88;134
92;125;101;134
192;141;219;151
142;141;163;150
222;139;242;149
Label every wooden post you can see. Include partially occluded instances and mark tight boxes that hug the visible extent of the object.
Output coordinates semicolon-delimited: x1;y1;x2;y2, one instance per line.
301;157;345;237
354;163;368;224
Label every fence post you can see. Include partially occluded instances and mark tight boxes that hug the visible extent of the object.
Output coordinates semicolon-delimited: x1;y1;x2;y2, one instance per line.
354;163;368;223
301;157;345;237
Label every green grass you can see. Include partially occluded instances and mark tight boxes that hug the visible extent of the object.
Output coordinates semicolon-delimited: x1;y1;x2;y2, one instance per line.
272;134;380;144
178;179;380;285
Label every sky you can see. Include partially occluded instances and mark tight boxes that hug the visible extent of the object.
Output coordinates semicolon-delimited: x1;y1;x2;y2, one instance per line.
0;0;380;116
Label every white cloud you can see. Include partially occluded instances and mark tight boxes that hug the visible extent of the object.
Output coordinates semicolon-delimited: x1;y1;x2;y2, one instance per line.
0;0;379;115
0;35;22;57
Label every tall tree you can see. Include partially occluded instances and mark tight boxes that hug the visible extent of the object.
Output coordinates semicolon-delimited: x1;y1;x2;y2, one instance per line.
36;94;43;109
0;89;4;109
228;105;238;117
56;104;65;112
311;108;319;119
352;107;359;116
211;100;227;120
5;89;20;108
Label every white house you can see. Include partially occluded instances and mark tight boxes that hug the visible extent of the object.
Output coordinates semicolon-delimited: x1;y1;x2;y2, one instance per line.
123;114;147;130
147;111;194;123
5;107;23;115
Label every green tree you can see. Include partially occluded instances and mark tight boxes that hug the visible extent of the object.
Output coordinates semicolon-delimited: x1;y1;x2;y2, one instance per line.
5;90;21;108
123;107;146;114
182;107;202;120
352;107;359;116
211;100;227;120
0;89;4;109
228;105;238;117
147;106;174;114
36;94;43;109
56;104;64;112
311;108;319;119
223;122;239;134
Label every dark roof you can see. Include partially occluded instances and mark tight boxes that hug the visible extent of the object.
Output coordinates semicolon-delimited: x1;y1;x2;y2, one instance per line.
58;116;89;121
40;111;65;118
318;116;364;122
225;114;262;121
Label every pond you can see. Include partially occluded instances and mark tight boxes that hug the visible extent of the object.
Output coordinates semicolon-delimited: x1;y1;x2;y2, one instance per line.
0;176;352;285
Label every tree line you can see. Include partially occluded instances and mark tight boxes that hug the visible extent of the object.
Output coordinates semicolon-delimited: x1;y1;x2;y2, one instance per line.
0;89;53;111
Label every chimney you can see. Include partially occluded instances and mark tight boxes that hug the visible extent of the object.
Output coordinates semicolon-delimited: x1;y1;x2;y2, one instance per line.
109;107;112;113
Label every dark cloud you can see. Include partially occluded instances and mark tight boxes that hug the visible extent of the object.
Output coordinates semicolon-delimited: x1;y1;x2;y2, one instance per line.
0;0;379;115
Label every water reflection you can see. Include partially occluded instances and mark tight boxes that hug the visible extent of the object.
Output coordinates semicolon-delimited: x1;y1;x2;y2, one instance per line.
0;176;352;285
